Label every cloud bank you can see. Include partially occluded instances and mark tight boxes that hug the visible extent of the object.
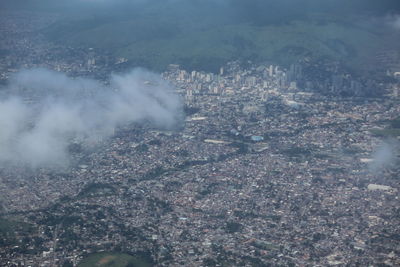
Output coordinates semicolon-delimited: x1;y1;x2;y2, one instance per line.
0;68;182;168
369;139;399;173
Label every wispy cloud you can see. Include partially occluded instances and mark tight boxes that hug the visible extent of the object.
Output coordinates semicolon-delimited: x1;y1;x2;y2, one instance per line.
386;14;400;30
0;68;182;168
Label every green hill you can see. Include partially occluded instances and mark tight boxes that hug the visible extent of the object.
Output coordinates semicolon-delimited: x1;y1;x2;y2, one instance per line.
30;0;400;72
45;18;386;73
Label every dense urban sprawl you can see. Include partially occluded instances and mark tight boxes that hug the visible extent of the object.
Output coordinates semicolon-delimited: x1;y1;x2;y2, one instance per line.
0;9;399;267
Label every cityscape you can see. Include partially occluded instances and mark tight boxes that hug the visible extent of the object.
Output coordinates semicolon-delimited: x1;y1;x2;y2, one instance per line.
1;1;400;267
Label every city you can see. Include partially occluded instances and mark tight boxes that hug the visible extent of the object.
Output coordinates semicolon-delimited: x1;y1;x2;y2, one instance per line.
0;2;400;267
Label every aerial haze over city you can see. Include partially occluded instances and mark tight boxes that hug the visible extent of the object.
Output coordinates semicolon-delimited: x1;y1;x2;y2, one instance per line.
0;0;399;266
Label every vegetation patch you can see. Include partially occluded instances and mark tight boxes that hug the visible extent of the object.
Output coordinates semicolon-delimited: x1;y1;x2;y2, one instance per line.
281;147;312;157
78;183;116;198
0;217;34;247
78;252;153;267
370;117;400;138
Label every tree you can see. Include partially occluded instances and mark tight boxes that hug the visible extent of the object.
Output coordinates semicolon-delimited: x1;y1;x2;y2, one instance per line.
62;261;73;267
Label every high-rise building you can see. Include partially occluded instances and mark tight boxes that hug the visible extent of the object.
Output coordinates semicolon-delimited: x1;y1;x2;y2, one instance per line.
289;81;297;90
261;90;268;101
185;88;194;102
392;85;399;98
178;70;187;81
268;65;274;77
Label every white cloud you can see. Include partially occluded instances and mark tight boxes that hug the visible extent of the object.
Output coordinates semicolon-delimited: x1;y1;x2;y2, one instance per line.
0;68;182;168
